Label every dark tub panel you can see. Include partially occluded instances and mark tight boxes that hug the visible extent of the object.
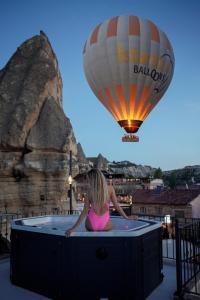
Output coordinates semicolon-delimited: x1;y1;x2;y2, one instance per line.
11;230;63;299
142;229;163;298
61;237;138;300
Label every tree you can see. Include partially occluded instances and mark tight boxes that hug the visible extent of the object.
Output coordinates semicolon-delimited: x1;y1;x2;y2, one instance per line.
168;172;177;189
153;167;163;179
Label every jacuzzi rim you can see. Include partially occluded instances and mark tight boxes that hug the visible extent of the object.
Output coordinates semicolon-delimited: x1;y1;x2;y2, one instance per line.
11;215;162;237
12;215;153;230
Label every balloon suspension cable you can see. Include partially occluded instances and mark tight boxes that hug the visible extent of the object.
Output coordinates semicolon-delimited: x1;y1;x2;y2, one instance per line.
122;134;139;143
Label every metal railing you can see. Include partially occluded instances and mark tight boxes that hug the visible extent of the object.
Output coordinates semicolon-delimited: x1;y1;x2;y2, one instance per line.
175;218;200;298
0;210;81;253
130;214;200;297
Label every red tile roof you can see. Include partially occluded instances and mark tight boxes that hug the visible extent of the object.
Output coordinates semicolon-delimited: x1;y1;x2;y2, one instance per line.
132;189;200;205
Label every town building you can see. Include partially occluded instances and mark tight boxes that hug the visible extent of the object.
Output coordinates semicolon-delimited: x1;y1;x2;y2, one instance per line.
150;179;164;190
131;189;200;218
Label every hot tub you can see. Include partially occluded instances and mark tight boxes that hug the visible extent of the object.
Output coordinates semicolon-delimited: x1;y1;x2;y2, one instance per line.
11;215;163;300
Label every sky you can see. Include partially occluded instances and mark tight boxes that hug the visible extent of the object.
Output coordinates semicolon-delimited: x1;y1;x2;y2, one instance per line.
0;0;200;170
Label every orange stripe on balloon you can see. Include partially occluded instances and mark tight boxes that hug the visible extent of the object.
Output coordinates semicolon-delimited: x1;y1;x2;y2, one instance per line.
90;24;101;45
129;84;137;119
115;85;128;120
104;87;122;120
129;16;140;36
107;16;118;37
98;91;118;120
135;86;151;120
148;20;160;43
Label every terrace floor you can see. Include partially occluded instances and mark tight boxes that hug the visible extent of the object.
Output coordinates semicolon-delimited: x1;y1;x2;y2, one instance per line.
0;257;176;300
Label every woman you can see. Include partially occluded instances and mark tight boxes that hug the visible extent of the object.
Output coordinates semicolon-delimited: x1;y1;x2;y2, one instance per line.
65;169;136;237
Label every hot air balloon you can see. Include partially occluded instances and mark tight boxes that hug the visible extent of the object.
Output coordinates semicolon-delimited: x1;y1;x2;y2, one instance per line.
83;16;174;142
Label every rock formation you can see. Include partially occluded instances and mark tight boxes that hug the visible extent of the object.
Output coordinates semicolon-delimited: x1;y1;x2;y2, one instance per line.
86;155;155;178
0;31;77;214
77;143;90;173
109;162;155;178
87;153;109;170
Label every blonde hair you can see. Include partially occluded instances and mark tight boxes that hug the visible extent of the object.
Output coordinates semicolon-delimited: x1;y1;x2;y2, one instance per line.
87;169;108;213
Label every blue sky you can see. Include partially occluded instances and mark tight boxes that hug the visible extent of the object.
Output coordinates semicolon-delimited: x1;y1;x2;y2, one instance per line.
0;0;200;170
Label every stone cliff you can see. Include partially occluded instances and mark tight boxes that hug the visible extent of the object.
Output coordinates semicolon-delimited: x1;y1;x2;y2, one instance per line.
108;161;155;178
77;143;90;173
87;153;109;170
0;31;78;214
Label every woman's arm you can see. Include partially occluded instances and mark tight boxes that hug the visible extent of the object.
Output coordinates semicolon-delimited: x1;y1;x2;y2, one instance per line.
65;198;89;237
110;186;129;219
109;186;137;220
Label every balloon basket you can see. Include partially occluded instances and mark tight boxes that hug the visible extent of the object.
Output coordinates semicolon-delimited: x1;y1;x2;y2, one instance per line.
122;134;139;142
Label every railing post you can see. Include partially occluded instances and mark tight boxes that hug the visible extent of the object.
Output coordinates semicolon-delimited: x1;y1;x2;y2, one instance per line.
174;218;183;299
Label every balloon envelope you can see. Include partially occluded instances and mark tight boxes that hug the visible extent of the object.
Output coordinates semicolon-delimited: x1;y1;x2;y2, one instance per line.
83;16;175;135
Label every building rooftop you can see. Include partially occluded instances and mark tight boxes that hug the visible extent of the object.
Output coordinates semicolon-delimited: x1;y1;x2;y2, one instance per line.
132;189;200;205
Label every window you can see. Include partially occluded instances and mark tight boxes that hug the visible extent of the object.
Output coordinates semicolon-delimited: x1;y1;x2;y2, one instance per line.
40;195;45;201
174;210;185;218
140;207;146;214
155;207;162;215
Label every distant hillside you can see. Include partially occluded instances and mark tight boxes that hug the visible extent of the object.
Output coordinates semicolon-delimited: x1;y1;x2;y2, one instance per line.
163;165;200;184
86;154;200;183
108;161;155;178
109;161;137;168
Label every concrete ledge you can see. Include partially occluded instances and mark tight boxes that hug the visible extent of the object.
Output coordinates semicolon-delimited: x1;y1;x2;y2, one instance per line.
163;257;176;266
0;254;10;262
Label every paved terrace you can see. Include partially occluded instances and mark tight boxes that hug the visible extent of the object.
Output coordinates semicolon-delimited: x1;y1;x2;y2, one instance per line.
0;257;176;300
